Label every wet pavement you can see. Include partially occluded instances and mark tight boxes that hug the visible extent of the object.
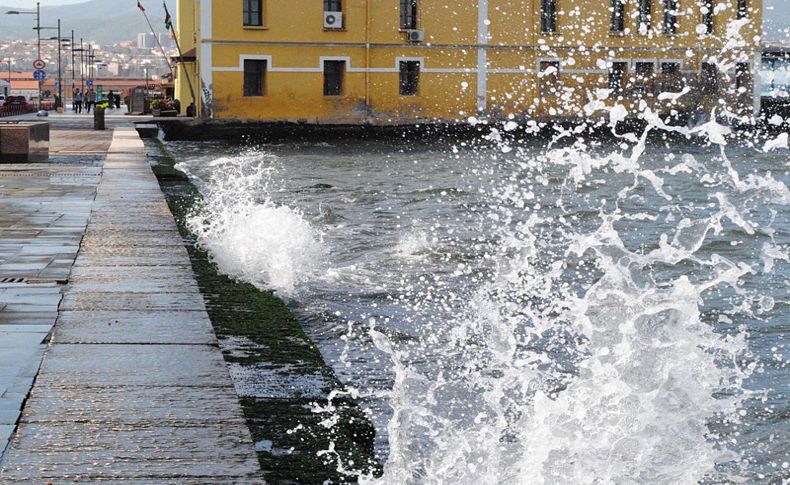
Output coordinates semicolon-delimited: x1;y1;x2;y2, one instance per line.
0;116;262;481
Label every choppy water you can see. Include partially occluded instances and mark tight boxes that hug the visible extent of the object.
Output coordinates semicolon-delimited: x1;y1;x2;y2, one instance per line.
167;117;789;483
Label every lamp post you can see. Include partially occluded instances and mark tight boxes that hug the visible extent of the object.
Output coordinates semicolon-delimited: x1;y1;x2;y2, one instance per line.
49;30;70;109
0;59;11;98
70;30;75;100
73;39;86;94
87;47;94;84
5;2;40;108
56;20;62;106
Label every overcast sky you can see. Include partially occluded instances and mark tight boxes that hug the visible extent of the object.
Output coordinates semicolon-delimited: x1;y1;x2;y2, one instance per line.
2;0;86;6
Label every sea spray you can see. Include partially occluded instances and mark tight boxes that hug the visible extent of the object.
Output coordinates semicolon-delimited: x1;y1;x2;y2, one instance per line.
163;116;788;482
177;150;325;296
361;106;781;483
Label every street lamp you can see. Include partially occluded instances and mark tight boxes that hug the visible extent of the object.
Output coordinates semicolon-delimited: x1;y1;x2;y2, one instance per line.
34;22;61;109
0;59;11;98
70;30;75;98
48;28;71;107
73;39;86;94
6;2;40;108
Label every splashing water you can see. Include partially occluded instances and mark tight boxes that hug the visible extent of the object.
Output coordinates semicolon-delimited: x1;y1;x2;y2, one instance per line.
178;151;324;296
166;97;788;485
358;110;787;483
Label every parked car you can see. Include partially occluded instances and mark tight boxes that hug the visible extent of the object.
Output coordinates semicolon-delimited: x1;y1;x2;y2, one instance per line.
5;96;28;106
2;96;29;112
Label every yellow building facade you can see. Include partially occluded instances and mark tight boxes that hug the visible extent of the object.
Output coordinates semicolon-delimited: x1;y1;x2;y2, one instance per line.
175;0;762;123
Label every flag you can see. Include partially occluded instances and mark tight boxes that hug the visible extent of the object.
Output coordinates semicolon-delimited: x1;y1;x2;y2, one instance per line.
137;1;145;12
163;2;172;30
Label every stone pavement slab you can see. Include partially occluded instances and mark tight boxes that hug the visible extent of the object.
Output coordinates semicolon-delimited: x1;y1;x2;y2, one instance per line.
0;128;262;482
52;310;214;344
0;160;95;456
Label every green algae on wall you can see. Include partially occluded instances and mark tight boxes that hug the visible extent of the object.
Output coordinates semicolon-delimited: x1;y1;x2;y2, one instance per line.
146;138;382;484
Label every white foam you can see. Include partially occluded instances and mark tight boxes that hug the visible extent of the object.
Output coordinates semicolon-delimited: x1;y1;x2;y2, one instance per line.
178;151;324;296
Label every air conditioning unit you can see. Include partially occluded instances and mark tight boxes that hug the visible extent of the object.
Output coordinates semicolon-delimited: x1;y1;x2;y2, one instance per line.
406;29;424;42
324;11;343;29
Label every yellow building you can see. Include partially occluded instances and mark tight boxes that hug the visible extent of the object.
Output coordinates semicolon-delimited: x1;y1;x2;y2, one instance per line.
174;0;762;123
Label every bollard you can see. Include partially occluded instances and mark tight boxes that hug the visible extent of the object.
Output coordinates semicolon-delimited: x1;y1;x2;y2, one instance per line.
94;107;105;131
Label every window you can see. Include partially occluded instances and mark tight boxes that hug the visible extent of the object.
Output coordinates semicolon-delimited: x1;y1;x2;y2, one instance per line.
701;62;718;93
638;0;652;33
243;59;266;96
609;62;628;95
737;0;747;19
541;0;557;33
663;0;677;34
243;0;263;27
400;0;418;29
324;0;342;11
660;62;682;90
539;61;560;96
701;0;714;34
399;61;420;95
323;60;345;96
735;63;750;91
611;0;625;33
661;62;680;75
633;62;654;95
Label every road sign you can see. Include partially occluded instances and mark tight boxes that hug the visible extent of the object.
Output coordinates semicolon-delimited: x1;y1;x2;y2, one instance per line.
32;59;46;70
33;70;47;81
86;79;94;88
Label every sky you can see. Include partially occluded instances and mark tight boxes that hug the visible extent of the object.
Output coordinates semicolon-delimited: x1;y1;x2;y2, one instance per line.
2;0;85;6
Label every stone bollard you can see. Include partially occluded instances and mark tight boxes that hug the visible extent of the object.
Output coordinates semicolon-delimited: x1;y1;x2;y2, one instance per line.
0;121;50;162
94;107;105;131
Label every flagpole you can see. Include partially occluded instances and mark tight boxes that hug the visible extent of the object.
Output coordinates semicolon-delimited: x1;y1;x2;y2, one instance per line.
165;2;197;116
137;1;174;78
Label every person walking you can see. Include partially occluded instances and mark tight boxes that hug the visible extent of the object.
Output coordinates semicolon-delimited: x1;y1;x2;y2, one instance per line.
73;89;83;114
115;92;121;109
107;91;115;110
85;88;96;114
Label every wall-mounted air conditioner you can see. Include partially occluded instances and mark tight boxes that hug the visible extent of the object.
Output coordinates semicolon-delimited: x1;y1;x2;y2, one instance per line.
406;29;424;42
324;11;343;29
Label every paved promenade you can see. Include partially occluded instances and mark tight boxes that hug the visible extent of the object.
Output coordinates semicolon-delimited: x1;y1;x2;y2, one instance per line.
0;120;262;481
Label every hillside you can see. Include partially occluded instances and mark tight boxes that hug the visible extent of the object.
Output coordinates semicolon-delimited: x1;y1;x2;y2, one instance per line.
0;0;171;44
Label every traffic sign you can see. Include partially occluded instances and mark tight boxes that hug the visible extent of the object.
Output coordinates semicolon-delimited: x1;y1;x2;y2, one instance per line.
86;79;94;88
33;70;47;81
32;59;46;70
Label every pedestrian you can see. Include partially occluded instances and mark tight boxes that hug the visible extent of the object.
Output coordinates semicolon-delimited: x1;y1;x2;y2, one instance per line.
85;89;96;113
107;91;115;110
114;92;121;109
73;89;83;114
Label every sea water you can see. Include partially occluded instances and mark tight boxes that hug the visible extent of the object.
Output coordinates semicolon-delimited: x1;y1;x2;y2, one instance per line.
168;115;788;483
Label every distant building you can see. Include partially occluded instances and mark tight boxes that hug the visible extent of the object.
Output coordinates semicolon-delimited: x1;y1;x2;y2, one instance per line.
159;33;174;49
106;62;122;76
174;0;763;122
1;72;39;100
137;33;156;49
